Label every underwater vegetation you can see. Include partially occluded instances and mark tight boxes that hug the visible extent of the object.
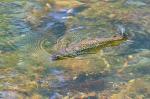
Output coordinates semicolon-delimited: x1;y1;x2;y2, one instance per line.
0;0;150;98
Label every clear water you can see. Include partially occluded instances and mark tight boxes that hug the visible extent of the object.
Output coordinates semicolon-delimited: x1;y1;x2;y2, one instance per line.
0;0;150;98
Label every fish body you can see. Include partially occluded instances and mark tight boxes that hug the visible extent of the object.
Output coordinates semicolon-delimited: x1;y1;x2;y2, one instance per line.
51;34;128;60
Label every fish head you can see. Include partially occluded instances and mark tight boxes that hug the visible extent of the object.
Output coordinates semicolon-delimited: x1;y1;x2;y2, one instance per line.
109;33;128;46
112;33;128;40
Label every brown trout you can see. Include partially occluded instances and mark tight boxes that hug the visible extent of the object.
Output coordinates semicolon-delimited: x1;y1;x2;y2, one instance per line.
51;33;128;60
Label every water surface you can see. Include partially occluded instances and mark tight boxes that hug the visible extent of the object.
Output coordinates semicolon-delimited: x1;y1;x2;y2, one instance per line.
0;0;150;98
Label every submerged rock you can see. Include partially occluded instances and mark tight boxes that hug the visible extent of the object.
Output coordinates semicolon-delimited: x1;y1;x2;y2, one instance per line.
110;78;150;99
50;72;107;94
0;91;23;99
125;0;146;7
73;92;98;99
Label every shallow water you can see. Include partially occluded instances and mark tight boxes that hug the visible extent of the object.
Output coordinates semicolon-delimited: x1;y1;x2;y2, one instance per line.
0;0;150;98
